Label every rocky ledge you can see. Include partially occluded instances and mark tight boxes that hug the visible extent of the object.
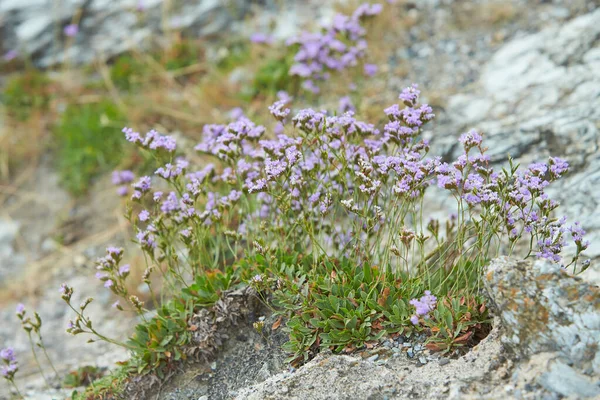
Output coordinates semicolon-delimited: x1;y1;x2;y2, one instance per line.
231;258;600;400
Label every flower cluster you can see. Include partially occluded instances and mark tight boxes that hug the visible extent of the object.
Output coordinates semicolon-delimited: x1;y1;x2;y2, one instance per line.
287;2;382;93
0;347;18;380
95;247;130;296
123;127;177;152
409;291;437;325
112;170;135;197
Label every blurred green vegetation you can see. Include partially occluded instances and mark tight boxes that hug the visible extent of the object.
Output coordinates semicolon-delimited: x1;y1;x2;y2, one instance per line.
54;100;127;195
215;41;250;72
249;52;297;99
1;69;52;120
110;54;149;90
162;40;201;71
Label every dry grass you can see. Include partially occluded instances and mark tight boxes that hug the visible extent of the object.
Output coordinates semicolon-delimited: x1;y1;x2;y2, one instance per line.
451;1;519;30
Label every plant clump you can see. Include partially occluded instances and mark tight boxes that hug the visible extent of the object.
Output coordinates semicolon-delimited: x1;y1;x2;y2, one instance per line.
52;80;590;397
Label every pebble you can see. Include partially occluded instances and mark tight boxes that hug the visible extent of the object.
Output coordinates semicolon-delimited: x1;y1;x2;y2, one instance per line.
419;356;427;364
439;358;450;366
407;349;414;358
367;354;379;362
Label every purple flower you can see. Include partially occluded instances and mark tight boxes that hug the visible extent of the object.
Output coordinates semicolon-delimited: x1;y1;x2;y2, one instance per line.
161;192;180;214
180;228;191;238
2;50;18;62
363;63;378;77
274;122;285;135
64;24;79;37
409;290;437;317
139;209;150;222
398;84;420;105
410;315;419;325
118;264;130;276
107;247;123;257
117;185;129;197
268;100;291;121
229;107;245;120
458;130;483;150
104;279;114;288
0;348;15;363
338;96;355;113
265;158;288;180
277;91;293;103
549;157;569;178
301;79;320;94
112;170;135;185
250;32;273;44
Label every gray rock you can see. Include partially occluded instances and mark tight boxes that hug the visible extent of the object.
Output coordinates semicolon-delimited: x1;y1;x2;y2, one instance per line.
1;0;251;66
485;257;600;376
0;0;338;67
0;219;26;280
539;359;600;398
485;257;600;398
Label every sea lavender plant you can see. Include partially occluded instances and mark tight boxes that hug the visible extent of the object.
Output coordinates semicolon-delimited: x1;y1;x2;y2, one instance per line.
63;83;589;373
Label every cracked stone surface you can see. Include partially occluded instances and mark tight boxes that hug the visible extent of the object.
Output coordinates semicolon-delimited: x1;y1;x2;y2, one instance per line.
485;257;600;399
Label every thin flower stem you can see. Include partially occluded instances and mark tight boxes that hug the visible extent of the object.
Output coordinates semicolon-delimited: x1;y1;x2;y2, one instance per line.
26;332;50;389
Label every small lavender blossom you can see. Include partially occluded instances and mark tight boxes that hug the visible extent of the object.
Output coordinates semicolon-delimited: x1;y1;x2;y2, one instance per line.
3;50;18;62
277;91;293;103
458;130;483;151
549;157;569;178
15;303;25;316
95;272;108;281
409;290;437;318
410;315;419;325
112;170;135;185
139;209;150;222
301;80;320;94
229;107;245;120
398;83;420;105
0;348;15;362
268;100;291;122
338;96;355;113
64;24;79;37
0;347;18;381
363;63;378;76
118;264;130;276
117;185;129;197
250;32;272;44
